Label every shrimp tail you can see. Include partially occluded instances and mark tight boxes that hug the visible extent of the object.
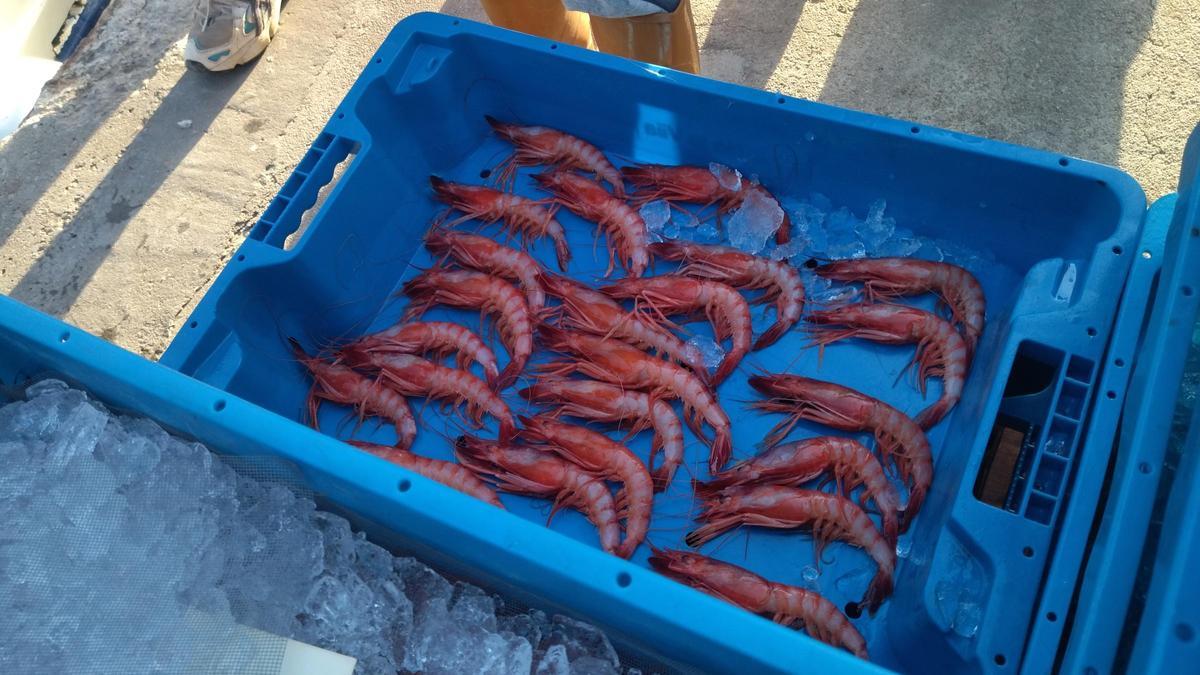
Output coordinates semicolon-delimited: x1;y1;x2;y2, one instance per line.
899;483;927;532
711;355;738;386
709;428;733;474
862;567;894;616
753;320;791;351
552;233;572;272
775;211;792;245
914;397;951;430
495;362;522;391
684;514;740;548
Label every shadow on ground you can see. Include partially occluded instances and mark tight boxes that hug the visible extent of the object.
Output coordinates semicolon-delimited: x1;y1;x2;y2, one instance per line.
701;0;805;87
7;66;253;316
819;0;1159;166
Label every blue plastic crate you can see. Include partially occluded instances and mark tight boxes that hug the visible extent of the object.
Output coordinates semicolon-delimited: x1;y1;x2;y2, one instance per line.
152;12;1197;674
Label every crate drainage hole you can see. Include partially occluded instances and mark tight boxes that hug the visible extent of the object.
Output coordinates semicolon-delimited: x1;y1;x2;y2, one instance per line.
1058;158;1069;167
213;400;226;412
1112;245;1123;255
1139;462;1152;475
1183;286;1194;297
189;321;198;329
236;254;245;262
59;332;70;343
374;57;382;64
1022;546;1034;558
1086;327;1097;337
397;479;412;493
844;601;862;619
550;44;558;50
1047;612;1058;622
1115;358;1125;367
616;572;632;588
777;96;786;104
479;168;491;179
1106;391;1117;399
1177;622;1195;642
910;126;920;134
994;654;1007;666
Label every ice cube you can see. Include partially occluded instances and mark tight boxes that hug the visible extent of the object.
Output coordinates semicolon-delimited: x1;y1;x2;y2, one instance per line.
661;219;681;240
572;656;621;674
856;199;896;250
545;615;620;670
807;192;833;212
354;536;394;583
675;209;700;229
822;208;867;260
803;269;860;306
709;162;742;192
639;200;671;235
896;537;913;559
686;335;726;370
800;565;821;591
875;235;922;258
915;240;945;262
501;609;550;649
451;583;499;632
726;188;784;254
769;239;809;265
535;644;570;675
694;219;721;243
953;601;982;638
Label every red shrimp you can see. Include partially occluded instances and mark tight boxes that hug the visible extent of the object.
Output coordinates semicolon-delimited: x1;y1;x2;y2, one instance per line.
649;241;803;350
518;415;653;559
539;273;706;375
816;258;985;357
485;115;624;196
648;549;868;659
424;227;547;315
347;321;500;389
339;347;515;439
697;436;899;545
533;171;649;277
519;378;685;491
346;440;504;509
621;163;794;244
429;176;570;271
537;325;733;473
289;338;416;448
455;435;622;556
401;267;533;389
807;302;968;429
748;374;932;531
603;276;752;385
686;485;895;615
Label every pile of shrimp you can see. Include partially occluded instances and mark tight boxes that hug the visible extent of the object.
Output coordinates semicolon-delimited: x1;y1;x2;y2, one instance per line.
285;115;987;661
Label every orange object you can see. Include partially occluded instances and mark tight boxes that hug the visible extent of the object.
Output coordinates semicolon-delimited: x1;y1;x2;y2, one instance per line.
478;0;700;74
479;0;595;49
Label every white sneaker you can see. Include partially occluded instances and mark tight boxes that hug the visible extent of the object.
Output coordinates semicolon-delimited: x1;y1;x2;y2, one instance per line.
184;0;281;72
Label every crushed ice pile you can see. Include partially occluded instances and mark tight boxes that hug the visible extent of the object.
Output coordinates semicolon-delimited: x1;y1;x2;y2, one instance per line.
653;164;994;277
0;380;632;674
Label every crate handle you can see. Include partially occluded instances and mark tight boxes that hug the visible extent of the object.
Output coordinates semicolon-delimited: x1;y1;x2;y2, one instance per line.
249;134;361;249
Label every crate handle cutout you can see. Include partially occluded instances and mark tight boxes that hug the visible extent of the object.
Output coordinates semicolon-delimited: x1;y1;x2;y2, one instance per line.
249;134;361;249
974;341;1093;525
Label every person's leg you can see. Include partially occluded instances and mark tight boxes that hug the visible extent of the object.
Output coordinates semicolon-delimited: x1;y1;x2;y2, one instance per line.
480;0;596;50
586;0;698;74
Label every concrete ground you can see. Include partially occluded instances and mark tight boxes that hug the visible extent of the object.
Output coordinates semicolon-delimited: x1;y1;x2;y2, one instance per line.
0;0;1197;359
